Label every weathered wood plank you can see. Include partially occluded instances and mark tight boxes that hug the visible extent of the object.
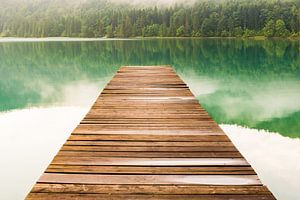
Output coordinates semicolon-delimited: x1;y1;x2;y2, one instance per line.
38;174;261;185
72;129;224;135
56;151;243;158
46;165;255;174
68;134;231;142
30;184;272;195
51;157;248;166
27;193;276;200
60;145;237;152
64;141;234;146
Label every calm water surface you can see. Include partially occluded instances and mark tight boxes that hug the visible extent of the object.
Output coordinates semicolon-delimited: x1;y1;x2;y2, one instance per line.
0;38;299;199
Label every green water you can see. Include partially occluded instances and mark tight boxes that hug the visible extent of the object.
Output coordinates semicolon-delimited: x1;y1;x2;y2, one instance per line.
0;38;299;137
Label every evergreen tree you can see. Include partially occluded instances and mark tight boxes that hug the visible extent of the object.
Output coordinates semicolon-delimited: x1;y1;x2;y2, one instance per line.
176;26;185;37
263;20;275;37
106;25;114;38
274;19;289;36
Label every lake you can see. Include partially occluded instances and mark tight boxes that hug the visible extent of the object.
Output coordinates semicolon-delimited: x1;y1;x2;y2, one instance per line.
0;38;299;200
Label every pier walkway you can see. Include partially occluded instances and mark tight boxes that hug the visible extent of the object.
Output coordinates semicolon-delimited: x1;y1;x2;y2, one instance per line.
26;66;275;199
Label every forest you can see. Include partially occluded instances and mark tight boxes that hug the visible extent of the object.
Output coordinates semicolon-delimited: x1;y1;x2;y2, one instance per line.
0;0;299;38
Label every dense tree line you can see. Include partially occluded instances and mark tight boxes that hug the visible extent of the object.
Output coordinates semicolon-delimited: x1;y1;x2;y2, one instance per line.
0;0;299;38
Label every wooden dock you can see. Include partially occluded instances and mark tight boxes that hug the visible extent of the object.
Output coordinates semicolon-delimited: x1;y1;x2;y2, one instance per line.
26;66;276;199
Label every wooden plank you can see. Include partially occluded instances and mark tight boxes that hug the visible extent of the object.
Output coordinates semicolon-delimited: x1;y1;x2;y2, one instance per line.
46;165;256;174
64;141;234;146
26;66;275;199
51;157;248;166
72;129;224;135
60;145;237;152
27;193;276;200
38;174;261;185
30;184;272;195
56;151;243;158
68;134;231;142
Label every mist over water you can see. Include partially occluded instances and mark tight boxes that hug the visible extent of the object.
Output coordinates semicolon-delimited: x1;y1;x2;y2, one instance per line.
0;107;88;200
222;124;300;200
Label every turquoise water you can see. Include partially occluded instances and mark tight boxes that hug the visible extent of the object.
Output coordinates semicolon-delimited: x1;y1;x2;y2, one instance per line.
0;38;299;137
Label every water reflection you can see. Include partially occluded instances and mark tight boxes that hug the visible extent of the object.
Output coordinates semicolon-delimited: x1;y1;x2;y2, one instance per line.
185;76;300;138
0;38;299;138
222;124;300;200
0;107;88;200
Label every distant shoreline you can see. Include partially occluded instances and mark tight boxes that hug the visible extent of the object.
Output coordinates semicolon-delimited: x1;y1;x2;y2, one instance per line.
0;36;298;42
0;37;134;42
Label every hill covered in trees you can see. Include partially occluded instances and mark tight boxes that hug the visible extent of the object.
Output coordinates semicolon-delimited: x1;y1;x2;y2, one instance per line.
0;0;299;38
